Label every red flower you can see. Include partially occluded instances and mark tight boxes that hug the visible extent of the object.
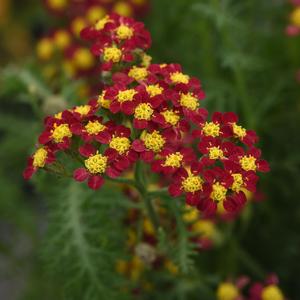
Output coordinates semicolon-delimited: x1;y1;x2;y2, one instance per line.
132;129;173;162
70;116;113;143
73;143;130;190
168;166;210;207
23;146;55;179
151;147;196;175
96;124;138;164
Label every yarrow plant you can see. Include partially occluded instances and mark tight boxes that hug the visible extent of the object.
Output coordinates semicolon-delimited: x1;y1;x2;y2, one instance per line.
24;13;269;220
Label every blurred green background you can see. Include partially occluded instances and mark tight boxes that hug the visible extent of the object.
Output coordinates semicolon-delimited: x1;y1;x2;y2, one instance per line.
1;0;300;299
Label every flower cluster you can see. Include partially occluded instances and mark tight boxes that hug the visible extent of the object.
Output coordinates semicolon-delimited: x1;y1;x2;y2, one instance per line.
216;274;286;300
37;0;150;95
25;13;269;217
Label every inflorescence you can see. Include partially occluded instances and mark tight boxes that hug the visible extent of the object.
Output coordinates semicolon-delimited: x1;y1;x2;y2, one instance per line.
24;13;269;216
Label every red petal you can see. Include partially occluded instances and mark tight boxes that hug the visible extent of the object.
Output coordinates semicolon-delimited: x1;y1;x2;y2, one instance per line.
88;175;104;190
73;168;89;182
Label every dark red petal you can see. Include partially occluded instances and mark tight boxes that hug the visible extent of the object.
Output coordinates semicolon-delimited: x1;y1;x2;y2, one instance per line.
132;140;146;152
38;131;51;144
168;183;182;197
88;175;104;190
79;144;96;157
73;168;89;182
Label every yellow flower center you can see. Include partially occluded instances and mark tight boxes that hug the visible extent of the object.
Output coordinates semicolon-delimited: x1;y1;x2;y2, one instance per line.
33;148;48;168
231;173;244;192
161;110;180;125
183;206;199;223
232;123;246;138
128;66;148;81
192;220;215;238
71;17;87;36
51;124;72;143
95;15;111;30
74;105;91;116
73;48;95;70
98;92;110;108
208;147;224;160
109;137;131;154
36;38;54;60
117;89;137;103
146;84;163;97
202;122;220;137
54;112;62;119
211;182;227;202
116;25;134;39
85;121;106;135
180;92;198;111
142;130;165;152
217;283;239;300
113;2;132;17
261;285;284;300
163;152;183;168
182;175;203;193
141;53;152;67
84;153;107;174
240;155;257;171
290;7;300;27
103;47;122;63
86;6;106;23
170;72;190;84
134;103;154;120
53;30;71;49
48;0;68;10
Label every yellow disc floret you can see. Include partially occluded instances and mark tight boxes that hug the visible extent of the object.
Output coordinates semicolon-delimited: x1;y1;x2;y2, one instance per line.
73;48;95;70
211;182;227;202
51;124;72;143
232;123;246;138
71;17;87;36
85;121;106;135
141;53;152;67
182;175;203;193
202;122;220;137
47;0;68;10
53;30;71;49
36;38;54;60
261;285;284;300
231;173;244;192
85;153;107;174
192;220;215;238
161;110;180;126
208;147;224;160
98;92;110;108
128;66;148;81
290;7;300;27
217;283;239;300
170;72;190;84
103;47;122;63
117;89;137;102
33;148;48;168
113;2;132;17
95;15;111;30
180;92;198;111
86;6;106;23
183;206;199;223
240;155;257;171
163;152;183;168
109;137;131;154
74;105;91;116
142;130;165;152
146;84;163;97
134;103;154;120
116;25;134;40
